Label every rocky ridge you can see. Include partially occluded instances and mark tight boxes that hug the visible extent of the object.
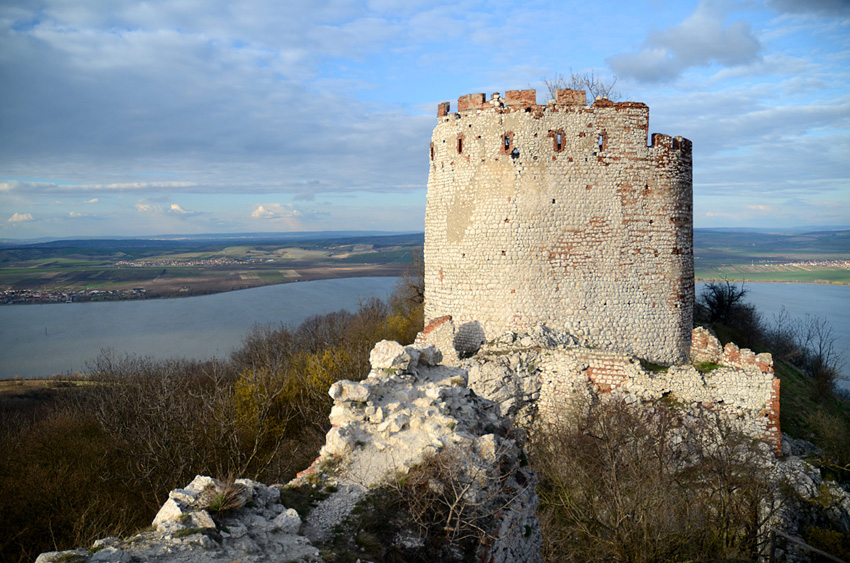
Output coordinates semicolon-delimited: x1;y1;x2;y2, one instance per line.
35;335;849;563
37;341;541;563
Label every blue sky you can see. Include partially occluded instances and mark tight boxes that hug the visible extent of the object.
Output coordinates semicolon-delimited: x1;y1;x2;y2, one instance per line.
1;0;848;239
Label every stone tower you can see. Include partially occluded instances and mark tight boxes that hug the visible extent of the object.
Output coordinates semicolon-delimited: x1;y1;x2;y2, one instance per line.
423;89;693;364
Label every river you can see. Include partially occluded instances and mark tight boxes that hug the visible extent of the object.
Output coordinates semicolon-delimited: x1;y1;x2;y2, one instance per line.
0;277;398;379
696;282;849;390
2;279;847;388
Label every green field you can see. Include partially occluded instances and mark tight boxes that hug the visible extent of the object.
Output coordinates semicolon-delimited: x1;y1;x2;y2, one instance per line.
0;233;423;301
1;229;847;302
695;267;850;284
694;229;849;285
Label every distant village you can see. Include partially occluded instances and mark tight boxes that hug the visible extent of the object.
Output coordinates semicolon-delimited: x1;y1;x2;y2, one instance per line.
0;287;149;305
2;258;846;305
115;257;264;267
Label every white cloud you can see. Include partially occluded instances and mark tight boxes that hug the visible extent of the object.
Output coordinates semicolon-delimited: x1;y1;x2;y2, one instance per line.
168;203;202;217
69;211;83;217
8;212;33;222
250;203;300;220
135;203;160;213
85;198;99;204
608;0;761;82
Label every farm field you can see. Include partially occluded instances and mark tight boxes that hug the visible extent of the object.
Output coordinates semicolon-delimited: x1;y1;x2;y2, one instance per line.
1;228;847;304
694;229;849;285
0;232;423;303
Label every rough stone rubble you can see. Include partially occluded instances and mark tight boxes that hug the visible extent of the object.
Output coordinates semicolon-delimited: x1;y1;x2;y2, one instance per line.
293;340;542;563
37;341;542;563
36;474;321;563
420;322;781;453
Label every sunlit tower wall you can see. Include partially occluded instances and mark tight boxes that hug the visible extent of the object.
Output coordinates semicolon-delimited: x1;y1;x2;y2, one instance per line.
424;89;694;364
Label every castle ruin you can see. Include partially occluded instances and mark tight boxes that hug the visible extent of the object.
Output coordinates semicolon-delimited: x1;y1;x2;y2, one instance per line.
423;88;694;364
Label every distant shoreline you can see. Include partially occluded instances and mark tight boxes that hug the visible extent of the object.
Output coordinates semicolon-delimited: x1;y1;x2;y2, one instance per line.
0;267;404;305
4;275;846;306
695;278;849;286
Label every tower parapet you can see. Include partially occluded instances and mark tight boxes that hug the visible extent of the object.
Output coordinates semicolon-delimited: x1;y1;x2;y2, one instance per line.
424;88;694;364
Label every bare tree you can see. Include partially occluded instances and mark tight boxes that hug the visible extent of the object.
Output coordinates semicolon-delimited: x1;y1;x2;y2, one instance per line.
543;70;622;103
697;279;749;324
530;399;783;563
795;314;844;399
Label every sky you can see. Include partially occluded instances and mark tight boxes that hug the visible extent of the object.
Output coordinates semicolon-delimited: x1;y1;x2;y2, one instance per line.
1;0;848;240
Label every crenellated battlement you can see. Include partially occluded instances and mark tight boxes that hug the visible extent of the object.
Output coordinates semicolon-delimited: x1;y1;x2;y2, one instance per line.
435;89;690;156
423;87;694;364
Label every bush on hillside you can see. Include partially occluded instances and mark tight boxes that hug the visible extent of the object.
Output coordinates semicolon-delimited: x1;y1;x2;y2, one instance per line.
0;275;425;563
530;399;781;563
697;281;846;402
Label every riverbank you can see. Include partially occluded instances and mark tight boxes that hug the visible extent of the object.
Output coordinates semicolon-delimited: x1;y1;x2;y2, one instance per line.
0;277;400;380
0;264;404;305
696;277;849;286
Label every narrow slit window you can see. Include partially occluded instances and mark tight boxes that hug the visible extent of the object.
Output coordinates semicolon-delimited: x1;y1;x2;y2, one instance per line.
549;129;564;152
457;137;463;153
501;132;515;155
598;134;604;150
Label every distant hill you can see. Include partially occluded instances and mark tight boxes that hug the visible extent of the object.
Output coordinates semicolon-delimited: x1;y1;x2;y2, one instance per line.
0;231;423;249
694;228;849;284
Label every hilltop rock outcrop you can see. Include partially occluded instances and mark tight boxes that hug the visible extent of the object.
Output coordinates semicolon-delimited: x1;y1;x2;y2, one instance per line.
36;336;850;563
36;474;320;563
293;340;541;562
37;341;540;563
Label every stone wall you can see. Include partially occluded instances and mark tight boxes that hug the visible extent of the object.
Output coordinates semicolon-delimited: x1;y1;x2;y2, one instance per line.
424;88;693;364
443;326;782;454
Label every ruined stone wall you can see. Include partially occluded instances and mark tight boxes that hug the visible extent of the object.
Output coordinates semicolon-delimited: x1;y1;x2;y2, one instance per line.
458;327;781;455
425;88;693;364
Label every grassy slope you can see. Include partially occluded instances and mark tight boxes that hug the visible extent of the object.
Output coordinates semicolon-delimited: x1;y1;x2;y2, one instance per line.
776;361;850;472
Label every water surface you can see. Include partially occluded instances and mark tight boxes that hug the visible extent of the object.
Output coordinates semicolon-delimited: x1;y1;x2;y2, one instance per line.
697;282;849;389
3;279;847;389
1;277;398;378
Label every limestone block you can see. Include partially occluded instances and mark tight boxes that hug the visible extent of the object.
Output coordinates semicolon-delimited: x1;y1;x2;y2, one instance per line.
90;546;131;562
189;509;216;530
321;426;355;456
168;488;195;505
328;380;370;402
152;498;184;529
185;475;217;496
369;340;414;371
329;404;349;426
365;405;385;423
36;551;90;563
410;343;443;366
477;433;499;462
378;412;410;434
272;508;302;535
